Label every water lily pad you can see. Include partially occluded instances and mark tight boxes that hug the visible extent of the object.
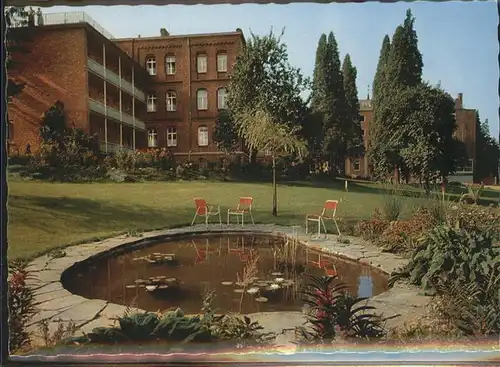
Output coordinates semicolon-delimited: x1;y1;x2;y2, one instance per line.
255;297;268;303
126;285;137;289
271;272;283;276
221;281;233;286
135;279;146;284
247;287;259;294
146;285;158;292
274;277;285;283
233;289;245;293
235;282;245;287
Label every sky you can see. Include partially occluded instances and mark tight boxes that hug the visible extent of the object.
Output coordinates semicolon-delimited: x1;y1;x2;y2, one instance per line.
44;2;499;139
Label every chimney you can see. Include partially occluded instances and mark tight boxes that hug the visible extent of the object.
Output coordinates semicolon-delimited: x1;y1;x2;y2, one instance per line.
456;93;463;109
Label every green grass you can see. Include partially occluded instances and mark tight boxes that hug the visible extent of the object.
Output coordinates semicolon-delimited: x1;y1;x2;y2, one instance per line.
7;177;499;260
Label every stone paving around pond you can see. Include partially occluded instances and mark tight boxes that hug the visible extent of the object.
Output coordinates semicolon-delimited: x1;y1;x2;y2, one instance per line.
25;224;431;348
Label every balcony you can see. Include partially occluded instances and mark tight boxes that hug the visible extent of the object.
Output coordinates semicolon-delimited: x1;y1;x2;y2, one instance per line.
41;11;115;40
87;59;146;102
99;141;133;154
89;98;146;130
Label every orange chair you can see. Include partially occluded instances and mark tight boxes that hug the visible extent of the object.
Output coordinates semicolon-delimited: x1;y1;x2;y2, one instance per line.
227;197;255;227
305;200;341;238
191;198;222;228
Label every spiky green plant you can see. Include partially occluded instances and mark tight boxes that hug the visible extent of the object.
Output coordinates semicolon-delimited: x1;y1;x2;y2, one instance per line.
296;274;387;343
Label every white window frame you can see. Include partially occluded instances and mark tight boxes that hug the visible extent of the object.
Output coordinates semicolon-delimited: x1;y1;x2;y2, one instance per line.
146;56;157;76
166;91;177;112
165;55;176;75
353;160;361;172
217;88;227;109
166;127;177;147
197;89;208;110
217;53;227;72
197;54;207;73
147;94;157;112
198;126;209;147
148;129;158;148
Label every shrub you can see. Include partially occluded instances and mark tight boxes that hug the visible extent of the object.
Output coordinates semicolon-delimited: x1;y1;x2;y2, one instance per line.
8;260;38;353
375;208;436;254
380;184;405;221
296;274;387;344
460;183;485;204
446;203;500;241
389;225;500;295
355;209;390;241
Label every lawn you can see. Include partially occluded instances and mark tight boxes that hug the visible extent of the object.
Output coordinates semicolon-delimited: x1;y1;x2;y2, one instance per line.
6;177;498;260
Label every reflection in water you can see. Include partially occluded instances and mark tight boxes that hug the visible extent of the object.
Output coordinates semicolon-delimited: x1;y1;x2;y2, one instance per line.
63;234;388;314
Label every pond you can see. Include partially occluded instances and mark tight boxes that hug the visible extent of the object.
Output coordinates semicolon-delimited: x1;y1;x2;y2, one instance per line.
63;233;388;314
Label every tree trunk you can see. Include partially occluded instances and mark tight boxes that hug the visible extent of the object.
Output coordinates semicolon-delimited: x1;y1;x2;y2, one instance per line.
272;155;277;217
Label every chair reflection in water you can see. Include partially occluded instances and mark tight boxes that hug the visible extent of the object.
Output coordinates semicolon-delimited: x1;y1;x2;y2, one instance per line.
306;249;338;277
192;238;222;265
227;236;256;262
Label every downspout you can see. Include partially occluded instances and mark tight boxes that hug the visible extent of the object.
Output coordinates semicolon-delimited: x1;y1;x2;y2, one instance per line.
187;37;192;155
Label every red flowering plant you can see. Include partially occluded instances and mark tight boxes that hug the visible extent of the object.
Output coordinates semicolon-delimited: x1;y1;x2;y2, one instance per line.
8;260;38;353
296;274;387;344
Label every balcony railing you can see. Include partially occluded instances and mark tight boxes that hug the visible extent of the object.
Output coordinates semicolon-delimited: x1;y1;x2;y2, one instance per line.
89;98;146;130
41;11;114;40
87;59;146;102
99;141;133;154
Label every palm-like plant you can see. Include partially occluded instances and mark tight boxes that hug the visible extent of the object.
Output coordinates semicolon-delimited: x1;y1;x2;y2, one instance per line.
297;274;387;343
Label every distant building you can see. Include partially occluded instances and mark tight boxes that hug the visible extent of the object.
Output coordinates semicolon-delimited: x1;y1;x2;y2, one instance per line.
345;93;477;182
7;11;246;163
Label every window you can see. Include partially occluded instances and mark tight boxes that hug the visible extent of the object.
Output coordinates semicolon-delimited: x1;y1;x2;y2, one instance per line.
197;89;208;110
167;127;177;147
147;94;157;112
359;115;365;122
148;129;158;148
166;91;177;111
165;55;176;75
361;128;365;136
198;126;209;146
197;54;207;73
353;160;360;172
146;56;157;76
217;53;227;72
6;122;13;140
217;88;228;109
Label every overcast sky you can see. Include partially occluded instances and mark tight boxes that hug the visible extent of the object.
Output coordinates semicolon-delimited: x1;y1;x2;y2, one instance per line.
45;2;499;139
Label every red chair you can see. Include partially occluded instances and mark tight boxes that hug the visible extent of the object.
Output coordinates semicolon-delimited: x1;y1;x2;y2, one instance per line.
227;197;255;227
305;200;341;238
191;198;222;228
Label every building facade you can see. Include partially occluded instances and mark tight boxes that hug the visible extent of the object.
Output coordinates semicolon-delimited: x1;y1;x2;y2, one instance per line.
7;12;245;163
7;19;150;155
345;93;477;181
113;30;245;162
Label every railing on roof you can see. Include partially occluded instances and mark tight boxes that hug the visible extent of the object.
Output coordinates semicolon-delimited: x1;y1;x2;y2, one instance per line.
42;11;114;40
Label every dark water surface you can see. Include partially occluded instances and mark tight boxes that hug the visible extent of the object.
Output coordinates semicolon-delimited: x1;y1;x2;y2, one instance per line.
63;234;388;314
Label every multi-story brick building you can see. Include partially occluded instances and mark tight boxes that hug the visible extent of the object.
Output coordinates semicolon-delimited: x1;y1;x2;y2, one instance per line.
345;93;477;182
7;13;150;155
7;11;245;163
113;29;245;162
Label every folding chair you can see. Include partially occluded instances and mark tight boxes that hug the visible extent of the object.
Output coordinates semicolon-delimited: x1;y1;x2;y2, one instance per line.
305;200;341;239
191;198;222;228
227;197;255;227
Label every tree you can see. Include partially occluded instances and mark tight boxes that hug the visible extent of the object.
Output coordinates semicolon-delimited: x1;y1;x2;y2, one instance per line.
368;9;424;181
226;29;309;164
386;84;460;192
475;114;500;182
213;110;240;153
235;109;307;216
342;54;364;157
40;101;67;146
371;35;391;105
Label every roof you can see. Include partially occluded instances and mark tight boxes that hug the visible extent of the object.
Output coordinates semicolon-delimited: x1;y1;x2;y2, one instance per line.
113;30;246;44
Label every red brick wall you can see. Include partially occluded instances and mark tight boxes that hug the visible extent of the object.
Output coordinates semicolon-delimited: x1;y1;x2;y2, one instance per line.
7;27;89;153
113;33;243;156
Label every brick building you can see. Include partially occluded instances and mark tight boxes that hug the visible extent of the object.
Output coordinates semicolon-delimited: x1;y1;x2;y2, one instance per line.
345;93;477;181
113;29;245;162
7;16;150;155
7;12;245;163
